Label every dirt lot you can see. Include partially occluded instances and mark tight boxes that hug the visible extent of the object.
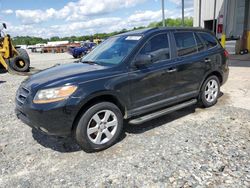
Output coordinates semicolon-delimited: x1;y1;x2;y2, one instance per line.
0;53;250;187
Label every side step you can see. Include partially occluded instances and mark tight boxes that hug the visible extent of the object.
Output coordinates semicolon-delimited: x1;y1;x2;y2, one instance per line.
129;99;197;125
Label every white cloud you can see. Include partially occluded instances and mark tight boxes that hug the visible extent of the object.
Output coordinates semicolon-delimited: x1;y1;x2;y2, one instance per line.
16;8;57;24
50;17;123;36
169;0;193;9
8;7;190;38
184;7;194;17
15;0;146;24
7;0;194;38
9;0;195;38
128;10;162;23
1;9;13;14
6;17;122;38
127;9;180;23
167;0;194;18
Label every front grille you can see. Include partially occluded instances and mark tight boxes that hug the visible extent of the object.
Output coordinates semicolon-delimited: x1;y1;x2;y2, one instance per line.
16;87;30;105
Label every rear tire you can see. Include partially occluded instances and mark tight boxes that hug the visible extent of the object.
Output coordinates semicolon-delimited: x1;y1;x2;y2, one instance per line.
199;75;220;108
75;102;123;152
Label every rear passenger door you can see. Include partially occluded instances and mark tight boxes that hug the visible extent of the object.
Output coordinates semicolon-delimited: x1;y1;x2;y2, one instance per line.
172;31;207;100
198;32;219;68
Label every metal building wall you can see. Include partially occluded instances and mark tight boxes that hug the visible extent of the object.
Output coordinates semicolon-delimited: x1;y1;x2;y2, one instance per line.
235;0;246;37
193;0;223;27
193;0;247;38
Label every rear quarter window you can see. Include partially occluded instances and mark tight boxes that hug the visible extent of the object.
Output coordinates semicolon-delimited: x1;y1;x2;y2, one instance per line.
198;32;218;49
174;32;197;57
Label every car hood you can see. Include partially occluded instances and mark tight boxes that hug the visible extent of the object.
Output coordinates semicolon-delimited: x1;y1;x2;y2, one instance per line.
23;62;107;90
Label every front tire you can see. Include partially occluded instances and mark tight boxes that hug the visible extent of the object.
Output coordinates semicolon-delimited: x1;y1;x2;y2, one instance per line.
200;75;220;108
75;102;123;152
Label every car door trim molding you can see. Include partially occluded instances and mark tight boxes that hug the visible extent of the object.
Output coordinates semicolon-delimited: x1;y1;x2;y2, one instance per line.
128;90;198;117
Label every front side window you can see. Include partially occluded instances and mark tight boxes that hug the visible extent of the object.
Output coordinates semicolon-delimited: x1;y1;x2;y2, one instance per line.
199;32;218;48
138;33;170;63
82;35;141;66
174;32;197;56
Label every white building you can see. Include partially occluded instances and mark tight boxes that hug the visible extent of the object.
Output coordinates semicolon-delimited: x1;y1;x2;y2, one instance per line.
193;0;250;53
47;41;69;46
194;0;250;37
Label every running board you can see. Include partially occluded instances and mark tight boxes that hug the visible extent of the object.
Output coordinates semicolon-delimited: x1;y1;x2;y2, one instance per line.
129;99;197;125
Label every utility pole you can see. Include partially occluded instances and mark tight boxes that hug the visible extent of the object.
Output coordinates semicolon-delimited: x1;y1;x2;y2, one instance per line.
199;0;201;27
182;0;184;26
212;0;217;33
162;0;165;27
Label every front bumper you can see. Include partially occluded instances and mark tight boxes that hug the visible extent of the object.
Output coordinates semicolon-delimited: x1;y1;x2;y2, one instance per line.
15;103;73;136
15;86;79;136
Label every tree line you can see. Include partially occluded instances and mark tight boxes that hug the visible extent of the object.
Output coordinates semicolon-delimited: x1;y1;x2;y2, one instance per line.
13;17;193;45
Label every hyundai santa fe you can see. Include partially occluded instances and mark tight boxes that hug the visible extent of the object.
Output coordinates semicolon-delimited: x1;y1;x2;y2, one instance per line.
15;27;229;152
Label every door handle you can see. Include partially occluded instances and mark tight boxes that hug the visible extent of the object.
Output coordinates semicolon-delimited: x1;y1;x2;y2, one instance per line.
204;58;211;63
166;68;177;73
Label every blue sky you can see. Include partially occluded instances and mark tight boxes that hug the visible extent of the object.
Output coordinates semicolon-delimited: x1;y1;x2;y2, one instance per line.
0;0;193;38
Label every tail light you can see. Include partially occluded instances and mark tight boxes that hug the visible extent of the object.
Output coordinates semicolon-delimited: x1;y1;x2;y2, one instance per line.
217;15;223;34
217;24;223;34
224;50;229;58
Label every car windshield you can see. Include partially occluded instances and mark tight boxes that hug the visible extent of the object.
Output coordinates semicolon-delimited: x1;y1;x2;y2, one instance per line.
81;35;142;66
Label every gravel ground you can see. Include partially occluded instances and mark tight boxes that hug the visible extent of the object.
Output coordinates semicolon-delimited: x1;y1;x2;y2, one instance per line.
0;53;250;187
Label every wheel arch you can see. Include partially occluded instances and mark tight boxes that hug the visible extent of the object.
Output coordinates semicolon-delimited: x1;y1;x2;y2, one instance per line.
199;70;223;91
71;93;126;132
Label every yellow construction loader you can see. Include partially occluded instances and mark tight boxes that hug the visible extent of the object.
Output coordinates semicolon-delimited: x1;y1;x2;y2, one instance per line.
0;23;30;72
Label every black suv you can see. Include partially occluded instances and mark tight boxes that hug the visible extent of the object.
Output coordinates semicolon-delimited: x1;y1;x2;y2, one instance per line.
15;28;229;152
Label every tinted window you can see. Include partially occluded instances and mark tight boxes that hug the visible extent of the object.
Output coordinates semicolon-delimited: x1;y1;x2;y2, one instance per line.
174;32;197;56
199;32;217;48
194;33;205;51
138;33;170;63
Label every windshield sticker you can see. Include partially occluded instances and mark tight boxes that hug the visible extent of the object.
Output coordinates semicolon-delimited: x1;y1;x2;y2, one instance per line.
125;36;142;40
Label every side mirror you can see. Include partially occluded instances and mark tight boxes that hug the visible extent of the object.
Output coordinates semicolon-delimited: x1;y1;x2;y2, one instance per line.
2;23;7;29
134;54;152;67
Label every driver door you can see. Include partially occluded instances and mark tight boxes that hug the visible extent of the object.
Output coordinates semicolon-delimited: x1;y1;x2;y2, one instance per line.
128;32;177;115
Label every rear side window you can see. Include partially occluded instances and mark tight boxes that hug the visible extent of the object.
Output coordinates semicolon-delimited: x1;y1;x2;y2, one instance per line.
199;32;217;48
174;32;197;56
194;33;205;51
139;33;170;63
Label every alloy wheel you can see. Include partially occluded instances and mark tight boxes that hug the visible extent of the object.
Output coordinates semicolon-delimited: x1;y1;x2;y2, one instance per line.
205;79;218;103
87;110;118;145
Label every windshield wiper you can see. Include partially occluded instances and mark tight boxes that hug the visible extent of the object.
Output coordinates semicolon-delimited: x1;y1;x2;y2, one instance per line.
81;60;100;65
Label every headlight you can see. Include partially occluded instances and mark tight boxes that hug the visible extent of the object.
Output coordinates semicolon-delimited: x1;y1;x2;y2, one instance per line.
33;85;77;104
